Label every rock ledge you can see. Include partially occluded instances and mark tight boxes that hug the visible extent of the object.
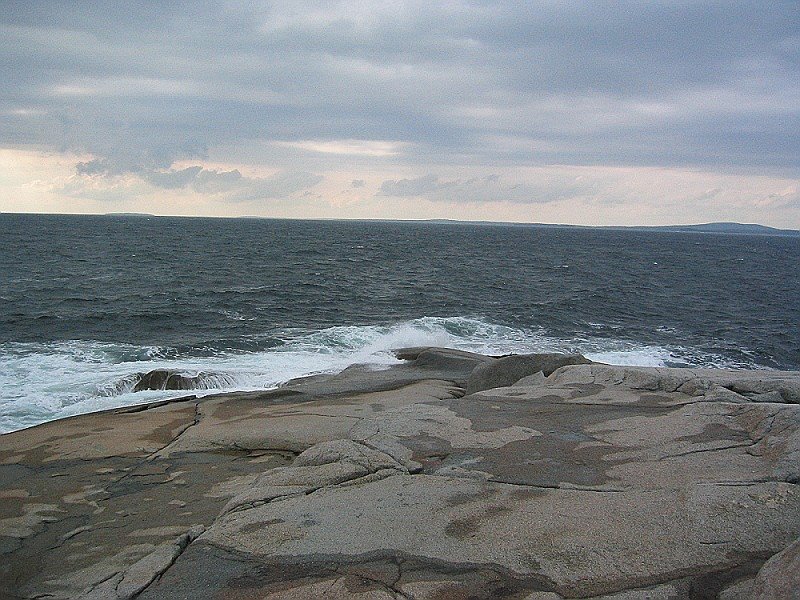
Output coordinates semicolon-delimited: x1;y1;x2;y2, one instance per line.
1;349;798;599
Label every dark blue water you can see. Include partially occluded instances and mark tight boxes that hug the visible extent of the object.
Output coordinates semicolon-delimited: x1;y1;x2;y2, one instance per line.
1;213;798;432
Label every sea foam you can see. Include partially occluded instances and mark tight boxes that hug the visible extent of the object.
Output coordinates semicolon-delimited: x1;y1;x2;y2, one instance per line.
0;316;753;434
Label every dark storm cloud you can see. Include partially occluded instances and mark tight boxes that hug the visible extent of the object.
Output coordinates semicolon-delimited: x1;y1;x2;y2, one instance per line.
1;0;798;176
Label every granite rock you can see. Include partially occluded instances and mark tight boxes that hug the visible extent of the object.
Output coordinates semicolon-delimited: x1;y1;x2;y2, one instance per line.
131;369;234;392
465;352;591;394
750;536;800;599
2;349;799;599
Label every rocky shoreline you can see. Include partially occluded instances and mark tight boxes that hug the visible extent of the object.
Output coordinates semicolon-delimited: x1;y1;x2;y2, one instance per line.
1;348;798;599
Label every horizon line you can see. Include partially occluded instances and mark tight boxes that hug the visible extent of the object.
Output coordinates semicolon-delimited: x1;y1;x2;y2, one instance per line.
2;210;799;235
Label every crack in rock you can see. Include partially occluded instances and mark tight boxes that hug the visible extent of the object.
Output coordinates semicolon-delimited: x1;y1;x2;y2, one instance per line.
75;526;204;600
221;439;409;516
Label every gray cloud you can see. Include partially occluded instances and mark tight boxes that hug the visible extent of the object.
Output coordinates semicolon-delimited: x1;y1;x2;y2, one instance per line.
351;179;366;188
1;0;798;175
224;170;324;202
142;166;204;189
75;159;115;176
142;167;323;201
68;163;323;202
379;173;594;204
379;174;440;197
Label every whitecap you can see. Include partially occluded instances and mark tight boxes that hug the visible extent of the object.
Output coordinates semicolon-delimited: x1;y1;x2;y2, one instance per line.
0;316;762;434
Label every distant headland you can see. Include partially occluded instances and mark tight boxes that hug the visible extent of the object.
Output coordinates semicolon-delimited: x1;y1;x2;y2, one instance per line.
4;213;797;237
112;213;800;236
421;219;800;237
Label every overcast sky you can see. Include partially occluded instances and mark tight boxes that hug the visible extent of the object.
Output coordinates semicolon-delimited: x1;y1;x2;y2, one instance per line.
2;1;798;226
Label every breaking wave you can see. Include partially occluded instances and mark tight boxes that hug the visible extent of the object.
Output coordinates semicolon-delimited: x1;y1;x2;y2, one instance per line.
0;316;761;433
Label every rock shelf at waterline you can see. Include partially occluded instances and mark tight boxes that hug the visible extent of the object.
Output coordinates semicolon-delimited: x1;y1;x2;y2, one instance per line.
1;348;799;599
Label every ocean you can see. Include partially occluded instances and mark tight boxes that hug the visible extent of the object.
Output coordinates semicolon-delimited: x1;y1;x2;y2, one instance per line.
1;213;798;433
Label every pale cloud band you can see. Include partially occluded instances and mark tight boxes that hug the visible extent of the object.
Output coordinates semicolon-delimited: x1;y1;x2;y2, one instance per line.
67;162;324;204
2;149;796;226
378;167;799;211
379;173;589;204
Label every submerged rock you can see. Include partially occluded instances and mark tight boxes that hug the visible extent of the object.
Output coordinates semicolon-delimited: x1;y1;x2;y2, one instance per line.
1;349;799;599
132;369;231;392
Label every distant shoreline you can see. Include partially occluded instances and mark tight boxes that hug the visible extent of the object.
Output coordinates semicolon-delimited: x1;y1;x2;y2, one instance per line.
419;219;800;237
2;211;799;237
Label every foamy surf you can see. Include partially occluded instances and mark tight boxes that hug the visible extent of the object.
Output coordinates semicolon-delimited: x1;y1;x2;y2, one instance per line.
0;316;757;433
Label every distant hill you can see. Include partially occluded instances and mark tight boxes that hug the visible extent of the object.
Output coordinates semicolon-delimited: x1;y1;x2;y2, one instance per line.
97;213;799;236
104;212;155;217
423;219;799;237
640;222;799;236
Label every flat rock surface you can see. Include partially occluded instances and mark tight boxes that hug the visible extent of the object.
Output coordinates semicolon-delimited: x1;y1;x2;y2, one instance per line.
1;349;799;599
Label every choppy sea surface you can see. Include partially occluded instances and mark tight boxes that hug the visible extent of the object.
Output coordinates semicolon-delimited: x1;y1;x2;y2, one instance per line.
1;213;798;433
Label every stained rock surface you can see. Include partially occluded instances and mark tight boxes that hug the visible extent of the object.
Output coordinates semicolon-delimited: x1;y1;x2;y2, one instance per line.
1;349;799;599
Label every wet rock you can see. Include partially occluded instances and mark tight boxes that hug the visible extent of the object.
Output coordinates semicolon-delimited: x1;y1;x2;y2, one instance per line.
285;346;490;395
132;370;230;392
465;353;591;394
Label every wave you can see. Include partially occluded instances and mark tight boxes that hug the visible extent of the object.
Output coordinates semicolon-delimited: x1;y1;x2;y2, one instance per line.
0;316;759;434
